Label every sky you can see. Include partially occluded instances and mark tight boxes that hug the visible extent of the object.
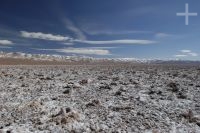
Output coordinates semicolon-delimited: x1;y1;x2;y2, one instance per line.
0;0;200;60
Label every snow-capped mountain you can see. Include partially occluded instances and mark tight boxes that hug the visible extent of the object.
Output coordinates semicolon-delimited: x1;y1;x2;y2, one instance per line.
0;51;199;64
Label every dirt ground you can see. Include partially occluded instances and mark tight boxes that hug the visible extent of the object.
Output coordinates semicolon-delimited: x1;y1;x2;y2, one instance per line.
0;62;200;133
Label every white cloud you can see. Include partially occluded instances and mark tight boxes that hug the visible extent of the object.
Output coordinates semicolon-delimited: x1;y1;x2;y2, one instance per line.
180;49;198;57
57;48;110;55
180;50;191;53
84;29;153;35
174;54;187;57
62;42;74;45
20;29;156;46
0;40;14;45
33;48;110;55
155;33;171;38
188;52;198;57
74;39;156;45
174;49;198;58
21;31;71;41
86;47;117;49
63;18;86;40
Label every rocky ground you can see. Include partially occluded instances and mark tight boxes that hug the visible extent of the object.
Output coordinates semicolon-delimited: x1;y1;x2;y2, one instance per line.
0;64;200;133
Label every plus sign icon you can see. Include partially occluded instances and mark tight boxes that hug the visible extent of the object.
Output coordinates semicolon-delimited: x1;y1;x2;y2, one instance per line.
176;3;198;25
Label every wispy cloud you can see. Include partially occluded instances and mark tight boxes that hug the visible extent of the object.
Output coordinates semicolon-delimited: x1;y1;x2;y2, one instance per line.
63;18;86;40
21;31;71;41
77;18;153;36
86;46;117;49
0;46;12;49
174;54;187;57
62;42;74;45
84;29;153;36
21;30;156;45
174;49;198;58
180;49;198;57
33;47;110;55
74;39;156;45
188;52;198;57
0;40;14;45
155;33;171;38
57;48;110;55
180;49;191;53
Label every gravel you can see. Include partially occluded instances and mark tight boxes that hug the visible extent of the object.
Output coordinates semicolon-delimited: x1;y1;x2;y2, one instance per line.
0;64;200;133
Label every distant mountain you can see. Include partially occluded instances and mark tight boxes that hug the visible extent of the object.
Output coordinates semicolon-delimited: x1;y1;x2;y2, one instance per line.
0;51;200;65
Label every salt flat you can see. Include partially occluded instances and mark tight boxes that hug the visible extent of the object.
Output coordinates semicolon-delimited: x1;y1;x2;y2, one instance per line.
0;64;200;133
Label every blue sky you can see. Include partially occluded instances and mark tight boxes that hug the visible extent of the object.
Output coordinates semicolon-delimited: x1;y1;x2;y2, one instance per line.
0;0;200;60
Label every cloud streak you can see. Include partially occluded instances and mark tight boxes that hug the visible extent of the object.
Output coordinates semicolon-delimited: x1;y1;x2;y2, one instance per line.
74;39;156;45
0;46;12;49
180;49;198;57
155;33;171;38
63;18;86;40
84;30;153;36
21;31;156;45
174;54;187;57
21;31;71;41
180;50;191;53
0;40;14;45
57;48;110;55
188;52;198;57
174;49;198;58
33;47;110;55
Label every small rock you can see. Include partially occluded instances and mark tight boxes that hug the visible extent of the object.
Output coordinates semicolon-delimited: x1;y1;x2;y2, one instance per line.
61;118;67;124
112;77;119;81
115;91;122;96
167;82;179;92
19;76;24;79
129;79;138;85
119;87;126;92
181;110;197;123
188;83;193;86
65;107;71;113
46;76;53;80
99;85;112;90
63;89;70;94
6;130;11;133
86;99;101;107
137;112;144;116
157;90;162;95
79;79;88;85
110;82;117;86
196;85;200;87
21;83;28;87
177;92;187;99
51;97;57;100
196;122;200;127
148;90;155;95
97;76;107;80
63;85;71;88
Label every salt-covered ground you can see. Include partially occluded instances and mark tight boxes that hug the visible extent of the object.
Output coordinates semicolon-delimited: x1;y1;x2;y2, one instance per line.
0;65;200;133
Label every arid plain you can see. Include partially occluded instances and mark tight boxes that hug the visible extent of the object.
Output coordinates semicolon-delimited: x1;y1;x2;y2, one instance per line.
0;60;200;133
